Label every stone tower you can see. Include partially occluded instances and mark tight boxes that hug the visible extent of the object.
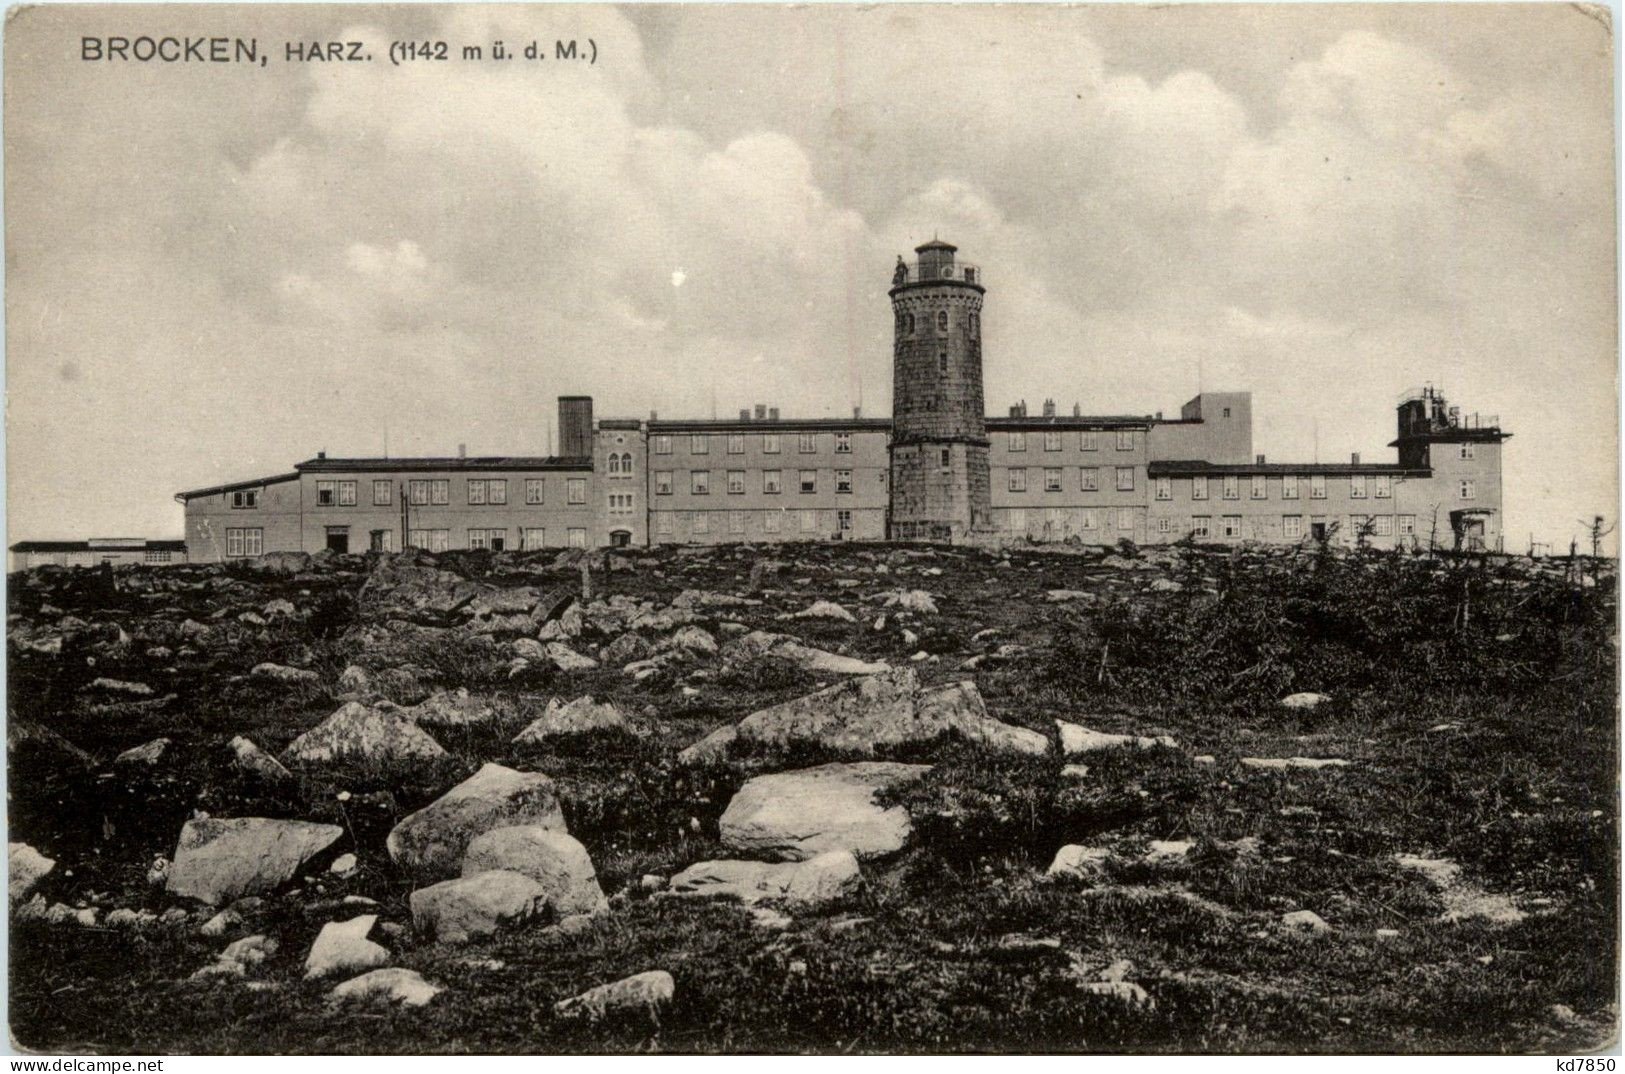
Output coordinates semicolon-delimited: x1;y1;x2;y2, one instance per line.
887;240;991;541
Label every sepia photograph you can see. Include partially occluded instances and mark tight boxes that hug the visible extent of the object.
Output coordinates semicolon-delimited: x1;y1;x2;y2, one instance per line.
2;0;1618;1055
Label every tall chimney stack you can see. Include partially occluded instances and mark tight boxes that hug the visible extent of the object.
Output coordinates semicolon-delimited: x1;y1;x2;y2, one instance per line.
558;396;594;458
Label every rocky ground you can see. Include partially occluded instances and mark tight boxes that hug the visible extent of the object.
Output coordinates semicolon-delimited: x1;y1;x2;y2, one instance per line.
5;540;1618;1053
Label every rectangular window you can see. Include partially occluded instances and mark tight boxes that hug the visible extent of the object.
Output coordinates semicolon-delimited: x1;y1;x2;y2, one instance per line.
727;470;745;495
1044;430;1062;452
763;434;780;454
939;447;951;470
1399;515;1416;535
369;529;393;553
408;529;449;553
334;481;357;506
467;528;508;551
837;509;852;532
1117;507;1135;531
798;433;817;454
799;469;817;494
799;509;819;533
526;478;545;504
317;481;335;506
1223;475;1240;500
1350;475;1368;499
1009;468;1028;493
1156;517;1172;535
1116;430;1136;451
1079;509;1096;531
1155;476;1172;501
467;479;508;505
1009;509;1028;533
836;469;853;494
225;527;263;557
145;549;172;563
1116;467;1135;492
468;479;486;505
729;511;745;534
1459;444;1475;460
1222;515;1242;538
656;514;674;535
1375;475;1392;498
373;480;391;506
691;435;709;454
1045;507;1067;528
835;433;852;454
1283;515;1303;539
1080;467;1099;491
1009;432;1027;453
1192;516;1211;539
727;434;745;455
429;480;448;505
568;528;587;548
691;470;711;495
654;471;673;496
522;527;546;550
1374;514;1394;536
230;490;259;509
1192;476;1208;501
1282;475;1299;500
1350;514;1369;534
764;511;782;533
1044;468;1062;492
608;493;634;515
1459;479;1475;500
1080;431;1099;452
566;478;586;504
763;470;782;495
1251;475;1267;500
654;435;672;455
693;513;710;534
1310;474;1327;499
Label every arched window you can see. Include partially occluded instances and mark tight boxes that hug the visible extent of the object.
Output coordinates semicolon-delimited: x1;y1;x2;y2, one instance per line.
620;452;632;473
937;310;948;333
607;454;621;475
938;352;948;374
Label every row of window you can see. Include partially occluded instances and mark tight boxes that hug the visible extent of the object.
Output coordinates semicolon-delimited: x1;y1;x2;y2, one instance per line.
1007;430;1137;452
1007;507;1138;532
895;310;978;338
1153;474;1476;502
653;509;855;535
1182;514;1420;539
409;528;588;552
289;477;590;508
1007;466;1135;493
655;469;858;496
652;432;854;456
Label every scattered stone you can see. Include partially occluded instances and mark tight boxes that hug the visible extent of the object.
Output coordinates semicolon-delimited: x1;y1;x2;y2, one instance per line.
1079;981;1155;1007
304;914;390;979
719;762;931;861
229;736;294;784
603;632;654;667
410;869;549;944
1144;840;1194;863
387;763;566;881
251;663;320;687
330;968;443;1007
1280;692;1331;710
669;850;862;908
112;736;173;771
790;600;856;622
408;689;495;728
281;701;447;766
884;590;939;615
720;630;888;676
1044;590;1092;603
1240;756;1351;770
461;826;607;917
166;817;343;906
10;843;54;902
1061;764;1090;779
664;626;718;656
1057;721;1177;755
105;908;157;930
554;970;675;1025
88;677;154;697
1047;845;1111;880
513;696;630;743
330;853;358;876
1281;909;1332;934
544;642;599;671
199;908;242;936
1394;855;1526;925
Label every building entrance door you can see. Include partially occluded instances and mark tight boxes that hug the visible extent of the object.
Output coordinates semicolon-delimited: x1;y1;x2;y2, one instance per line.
1309;522;1327;543
325;527;350;554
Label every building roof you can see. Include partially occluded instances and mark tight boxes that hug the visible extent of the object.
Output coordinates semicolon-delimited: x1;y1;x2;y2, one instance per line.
11;539;186;553
294;455;592;473
1388;429;1511;447
174;471;301;501
988;415;1172;430
646;417;894;434
1149;460;1431;477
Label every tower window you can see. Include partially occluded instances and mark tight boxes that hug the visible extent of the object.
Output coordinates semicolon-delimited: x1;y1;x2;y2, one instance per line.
939;448;951;469
970;312;979;337
938;353;948;374
937;311;948;334
906;314;915;335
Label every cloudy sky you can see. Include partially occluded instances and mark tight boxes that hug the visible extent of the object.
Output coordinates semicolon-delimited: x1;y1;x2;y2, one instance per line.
6;3;1616;550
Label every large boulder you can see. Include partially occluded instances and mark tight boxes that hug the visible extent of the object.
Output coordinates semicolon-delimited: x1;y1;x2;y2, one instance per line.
281;702;447;766
512;696;629;744
407;689;495;729
330;967;443;1007
166;818;343;905
680;668;1045;763
668;850;861;908
386;763;567;880
9;843;55;902
461;826;606;916
554;970;674;1024
304;914;389;979
228;735;293;784
721;630;888;676
357;556;477;620
719;762;931;861
410;870;548;944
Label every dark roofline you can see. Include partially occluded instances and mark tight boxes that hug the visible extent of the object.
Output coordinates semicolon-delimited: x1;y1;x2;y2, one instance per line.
1149;460;1431;477
1389;430;1512;447
647;418;894;433
294;456;592;473
174;471;300;502
11;539;185;553
988;416;1173;430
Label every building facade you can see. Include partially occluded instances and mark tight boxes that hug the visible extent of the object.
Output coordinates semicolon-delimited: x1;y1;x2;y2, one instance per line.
173;245;1509;560
9;538;187;571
